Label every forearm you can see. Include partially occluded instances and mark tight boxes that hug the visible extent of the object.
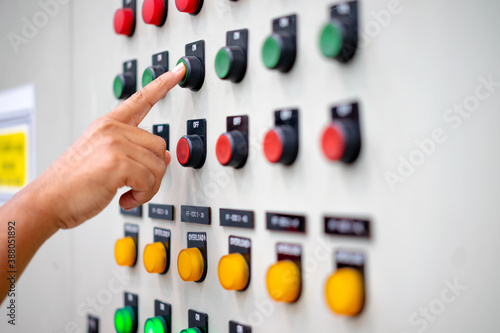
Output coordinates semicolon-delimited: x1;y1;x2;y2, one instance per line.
0;181;59;302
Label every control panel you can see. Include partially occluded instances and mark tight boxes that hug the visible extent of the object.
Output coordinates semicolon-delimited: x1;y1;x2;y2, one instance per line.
23;0;498;332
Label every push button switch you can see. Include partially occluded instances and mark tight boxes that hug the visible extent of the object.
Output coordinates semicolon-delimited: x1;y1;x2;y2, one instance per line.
177;57;204;91
114;0;136;37
180;328;204;333
266;260;301;303
114;306;137;333
142;51;169;88
216;115;249;168
177;40;205;91
114;8;135;36
218;253;249;291
177;247;205;282
319;1;359;63
142;0;167;26
321;102;361;164
177;119;207;169
115;237;137;267
175;0;202;15
325;267;364;316
177;135;204;168
114;60;137;100
262;15;297;73
263;109;299;166
144;316;167;333
215;29;248;83
143;242;167;274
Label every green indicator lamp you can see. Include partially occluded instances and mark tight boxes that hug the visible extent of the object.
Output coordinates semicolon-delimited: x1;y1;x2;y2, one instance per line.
319;22;343;59
144;316;167;333
114;306;137;333
180;328;203;333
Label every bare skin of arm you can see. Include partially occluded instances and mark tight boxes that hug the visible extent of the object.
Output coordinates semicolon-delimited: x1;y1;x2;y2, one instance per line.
0;63;186;302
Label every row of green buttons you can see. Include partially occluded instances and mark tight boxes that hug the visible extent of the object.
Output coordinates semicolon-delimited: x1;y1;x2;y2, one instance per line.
115;306;204;333
114;21;341;99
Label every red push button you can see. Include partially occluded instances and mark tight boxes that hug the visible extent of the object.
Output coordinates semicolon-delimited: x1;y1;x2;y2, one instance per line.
263;125;298;165
263;129;283;164
321;124;346;161
216;134;232;166
176;134;205;168
176;137;191;165
175;0;201;14
216;131;248;168
142;0;165;26
114;8;135;36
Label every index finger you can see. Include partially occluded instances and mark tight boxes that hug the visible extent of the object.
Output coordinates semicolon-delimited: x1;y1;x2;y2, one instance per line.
107;63;186;126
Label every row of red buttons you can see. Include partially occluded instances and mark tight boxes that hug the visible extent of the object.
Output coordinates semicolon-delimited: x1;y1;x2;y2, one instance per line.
175;123;354;168
114;0;201;36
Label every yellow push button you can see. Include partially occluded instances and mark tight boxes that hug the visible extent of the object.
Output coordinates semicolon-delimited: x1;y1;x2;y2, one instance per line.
218;253;249;291
143;242;167;274
325;268;365;316
115;237;136;267
177;247;204;282
266;260;301;303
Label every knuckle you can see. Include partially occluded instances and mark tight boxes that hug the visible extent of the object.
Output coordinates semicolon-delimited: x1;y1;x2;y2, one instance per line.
129;89;150;108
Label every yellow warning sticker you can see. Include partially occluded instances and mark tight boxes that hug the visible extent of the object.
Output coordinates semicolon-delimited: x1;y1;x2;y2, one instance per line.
0;132;27;187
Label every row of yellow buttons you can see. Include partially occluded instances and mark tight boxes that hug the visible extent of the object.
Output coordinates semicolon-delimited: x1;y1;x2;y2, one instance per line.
115;237;364;316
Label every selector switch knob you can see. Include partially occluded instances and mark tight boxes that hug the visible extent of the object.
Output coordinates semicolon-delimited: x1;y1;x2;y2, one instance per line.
114;237;137;267
175;0;202;14
215;46;246;83
262;32;296;73
114;306;137;333
325;268;365;316
177;57;204;91
142;65;165;88
114;73;136;99
142;0;166;26
177;247;205;282
218;253;249;291
114;8;135;36
321;121;361;163
266;260;301;303
143;242;168;274
216;131;248;168
176;135;205;168
263;126;298;165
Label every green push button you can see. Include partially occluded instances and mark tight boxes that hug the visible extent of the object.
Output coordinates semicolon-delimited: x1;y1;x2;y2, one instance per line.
262;35;281;69
144;316;167;333
177;59;189;85
114;307;136;333
320;22;343;59
142;67;155;88
113;75;124;99
215;48;231;79
180;328;203;333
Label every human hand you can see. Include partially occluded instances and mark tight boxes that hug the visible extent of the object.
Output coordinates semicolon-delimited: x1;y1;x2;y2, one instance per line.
30;63;186;230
